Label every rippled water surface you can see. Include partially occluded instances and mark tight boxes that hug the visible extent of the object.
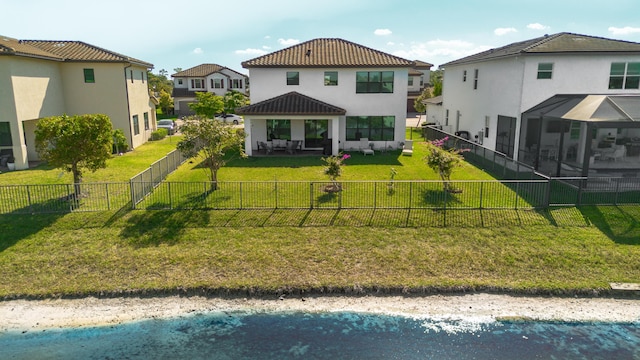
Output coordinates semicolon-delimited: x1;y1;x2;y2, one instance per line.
1;311;639;359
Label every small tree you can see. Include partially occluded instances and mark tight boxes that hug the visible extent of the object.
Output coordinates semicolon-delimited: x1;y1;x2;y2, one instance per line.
158;90;174;115
189;92;224;118
424;137;465;192
35;114;113;197
223;90;249;114
177;116;246;190
321;153;350;191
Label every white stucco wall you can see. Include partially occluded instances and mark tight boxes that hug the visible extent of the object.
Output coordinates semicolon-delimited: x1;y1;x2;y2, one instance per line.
247;67;409;148
442;52;640;156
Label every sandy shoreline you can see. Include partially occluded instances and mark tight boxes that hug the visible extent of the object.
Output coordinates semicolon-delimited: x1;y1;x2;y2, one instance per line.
1;293;639;332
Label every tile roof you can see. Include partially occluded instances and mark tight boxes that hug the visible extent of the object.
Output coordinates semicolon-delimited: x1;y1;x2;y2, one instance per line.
242;38;414;68
0;35;153;67
236;92;346;116
172;64;247;78
0;36;62;60
442;32;640;67
413;60;434;68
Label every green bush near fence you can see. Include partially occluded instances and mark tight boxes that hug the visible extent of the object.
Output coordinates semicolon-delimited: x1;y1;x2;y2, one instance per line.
150;128;168;141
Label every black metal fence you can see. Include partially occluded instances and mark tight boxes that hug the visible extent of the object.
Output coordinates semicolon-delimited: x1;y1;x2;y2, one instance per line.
129;149;187;205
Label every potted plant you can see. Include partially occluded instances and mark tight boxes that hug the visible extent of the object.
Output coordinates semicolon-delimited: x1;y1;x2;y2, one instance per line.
7;156;15;171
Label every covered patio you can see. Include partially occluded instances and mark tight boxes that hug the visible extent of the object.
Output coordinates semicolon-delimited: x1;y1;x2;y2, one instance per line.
519;94;640;178
237;92;346;157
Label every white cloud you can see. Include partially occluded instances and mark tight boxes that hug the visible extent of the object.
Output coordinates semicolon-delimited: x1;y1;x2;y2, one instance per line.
608;26;640;35
391;39;491;67
527;23;549;31
278;38;300;46
262;45;271;50
374;29;392;36
235;48;268;56
264;35;271;39
494;27;518;36
387;42;395;46
192;48;203;55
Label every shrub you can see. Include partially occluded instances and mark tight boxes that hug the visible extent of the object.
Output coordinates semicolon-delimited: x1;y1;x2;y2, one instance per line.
151;128;168;141
112;129;129;154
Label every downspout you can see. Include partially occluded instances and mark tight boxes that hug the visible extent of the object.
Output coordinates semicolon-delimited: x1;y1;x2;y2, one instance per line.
124;64;133;150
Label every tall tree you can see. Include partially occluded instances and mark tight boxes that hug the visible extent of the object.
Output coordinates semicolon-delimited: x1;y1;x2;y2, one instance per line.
158;89;174;115
189;92;225;118
35;114;113;195
177;117;246;190
223;90;249;114
147;71;173;95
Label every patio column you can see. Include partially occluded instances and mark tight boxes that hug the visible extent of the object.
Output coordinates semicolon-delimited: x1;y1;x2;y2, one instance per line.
244;118;252;156
331;117;339;155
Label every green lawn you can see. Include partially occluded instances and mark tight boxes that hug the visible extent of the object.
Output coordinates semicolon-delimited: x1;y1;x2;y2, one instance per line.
0;205;638;298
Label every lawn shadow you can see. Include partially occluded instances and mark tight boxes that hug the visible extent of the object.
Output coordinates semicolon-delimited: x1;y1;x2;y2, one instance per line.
0;198;68;252
119;210;212;247
578;205;640;245
421;189;463;207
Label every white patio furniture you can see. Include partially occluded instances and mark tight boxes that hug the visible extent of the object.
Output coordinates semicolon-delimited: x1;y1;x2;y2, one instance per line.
360;138;374;156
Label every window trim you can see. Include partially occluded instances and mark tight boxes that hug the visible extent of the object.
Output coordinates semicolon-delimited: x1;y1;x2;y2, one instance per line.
132;115;140;136
286;72;299;86
345;116;395;141
355;71;394;94
83;68;95;83
537;63;553;79
609;62;640;89
324;71;338;86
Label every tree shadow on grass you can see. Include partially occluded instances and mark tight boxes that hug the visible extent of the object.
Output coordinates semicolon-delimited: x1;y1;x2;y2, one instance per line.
119;210;212;247
421;189;463;207
578;205;640;245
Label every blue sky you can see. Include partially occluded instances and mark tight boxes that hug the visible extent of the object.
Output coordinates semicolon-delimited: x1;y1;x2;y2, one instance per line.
3;0;640;76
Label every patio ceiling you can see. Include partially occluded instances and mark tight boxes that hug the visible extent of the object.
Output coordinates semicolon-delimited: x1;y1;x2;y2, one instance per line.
523;94;640;122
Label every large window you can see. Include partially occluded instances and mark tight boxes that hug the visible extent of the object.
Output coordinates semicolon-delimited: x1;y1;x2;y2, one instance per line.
267;120;291;140
537;63;553;79
191;79;205;89
83;68;95;83
473;69;479;90
286;72;299;85
231;79;243;89
0;122;12;146
212;78;224;89
324;71;338;86
356;71;394;93
609;62;640;89
346;116;395;141
133;115;140;135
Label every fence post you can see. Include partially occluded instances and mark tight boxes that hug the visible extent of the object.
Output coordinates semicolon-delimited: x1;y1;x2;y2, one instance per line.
614;179;620;206
374;181;377;209
310;182;314;209
275;181;278;209
105;183;110;210
26;185;32;213
479;181;484;209
544;178;551;208
239;182;243;210
577;178;584;206
443;185;447;227
130;179;136;210
409;182;413;209
168;182;172;210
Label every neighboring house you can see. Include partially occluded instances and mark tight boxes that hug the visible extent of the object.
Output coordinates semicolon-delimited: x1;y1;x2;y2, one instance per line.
407;60;433;112
422;95;443;126
237;38;414;156
440;32;640;177
0;35;156;170
171;64;249;117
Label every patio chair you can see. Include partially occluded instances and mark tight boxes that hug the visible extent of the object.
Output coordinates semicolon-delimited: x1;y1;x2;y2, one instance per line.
603;145;626;162
259;141;272;154
402;140;413;156
360;138;374;156
286;140;300;154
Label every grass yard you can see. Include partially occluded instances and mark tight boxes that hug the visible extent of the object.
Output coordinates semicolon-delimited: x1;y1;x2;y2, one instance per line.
0;205;639;298
0;136;182;185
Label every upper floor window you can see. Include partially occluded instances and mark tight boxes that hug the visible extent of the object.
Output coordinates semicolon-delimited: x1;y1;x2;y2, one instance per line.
286;72;299;85
191;79;205;89
231;79;243;89
130;70;134;83
177;79;183;85
463;70;467;82
609;62;640;89
473;69;479;90
408;77;414;86
212;79;224;89
324;71;338;86
537;63;553;79
83;68;95;83
356;71;394;93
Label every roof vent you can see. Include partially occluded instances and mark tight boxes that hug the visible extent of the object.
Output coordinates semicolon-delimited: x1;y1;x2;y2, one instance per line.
305;49;311;56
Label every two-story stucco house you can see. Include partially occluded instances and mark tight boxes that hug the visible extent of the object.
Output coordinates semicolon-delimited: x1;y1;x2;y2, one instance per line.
0;35;156;170
171;64;248;117
440;32;640;177
237;38;414;156
407;60;433;112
